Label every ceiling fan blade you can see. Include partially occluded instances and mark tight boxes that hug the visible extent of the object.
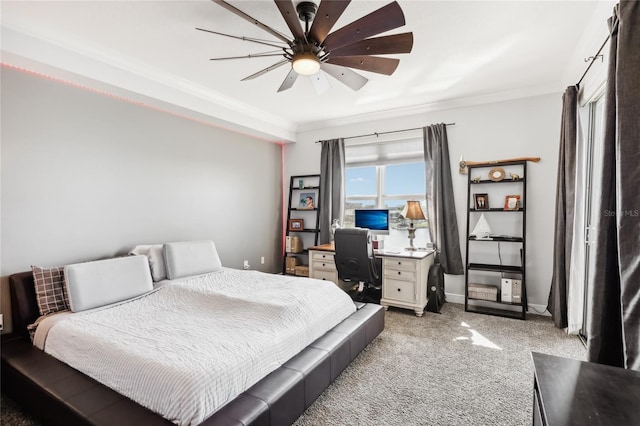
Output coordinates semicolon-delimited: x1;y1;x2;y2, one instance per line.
310;71;331;95
210;52;285;61
308;0;351;45
327;56;399;75
196;28;287;50
212;0;291;44
330;32;413;58
278;68;299;92
241;59;289;81
274;0;305;40
321;63;368;91
323;1;406;51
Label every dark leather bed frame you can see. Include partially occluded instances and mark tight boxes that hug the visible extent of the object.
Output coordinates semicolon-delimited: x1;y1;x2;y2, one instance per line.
1;271;385;425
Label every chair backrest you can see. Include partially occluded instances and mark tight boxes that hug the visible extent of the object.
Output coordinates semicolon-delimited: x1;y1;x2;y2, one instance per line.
334;227;377;283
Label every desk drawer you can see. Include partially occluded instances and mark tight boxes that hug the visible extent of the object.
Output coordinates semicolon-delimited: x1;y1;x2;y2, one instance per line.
311;252;335;262
383;278;416;304
383;268;417;283
383;258;418;273
313;269;338;283
312;259;336;272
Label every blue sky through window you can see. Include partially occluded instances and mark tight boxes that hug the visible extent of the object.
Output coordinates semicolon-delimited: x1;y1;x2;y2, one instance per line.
346;163;425;196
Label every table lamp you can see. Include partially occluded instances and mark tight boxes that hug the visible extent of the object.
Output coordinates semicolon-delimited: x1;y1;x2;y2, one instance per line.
401;201;426;250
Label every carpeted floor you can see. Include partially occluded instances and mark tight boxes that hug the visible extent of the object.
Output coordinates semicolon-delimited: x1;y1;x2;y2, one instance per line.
1;303;584;425
294;303;584;426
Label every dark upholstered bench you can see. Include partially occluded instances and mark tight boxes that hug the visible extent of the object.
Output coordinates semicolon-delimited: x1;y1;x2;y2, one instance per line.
2;274;384;426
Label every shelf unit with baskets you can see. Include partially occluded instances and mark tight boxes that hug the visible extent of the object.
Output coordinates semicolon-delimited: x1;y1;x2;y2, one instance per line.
464;161;528;320
282;174;321;276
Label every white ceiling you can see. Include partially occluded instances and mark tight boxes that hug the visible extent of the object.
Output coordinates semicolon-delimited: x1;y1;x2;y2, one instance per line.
1;1;610;141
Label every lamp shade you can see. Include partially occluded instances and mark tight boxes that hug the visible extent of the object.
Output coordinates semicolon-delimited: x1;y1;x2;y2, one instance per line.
401;201;426;220
292;53;321;75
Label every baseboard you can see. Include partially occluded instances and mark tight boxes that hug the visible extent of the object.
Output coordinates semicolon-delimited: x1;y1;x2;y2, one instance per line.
445;293;550;316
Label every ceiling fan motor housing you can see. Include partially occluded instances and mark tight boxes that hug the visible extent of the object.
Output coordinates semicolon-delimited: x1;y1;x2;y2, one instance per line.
296;2;318;24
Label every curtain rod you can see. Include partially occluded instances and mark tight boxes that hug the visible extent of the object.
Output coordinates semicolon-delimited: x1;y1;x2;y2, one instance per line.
315;123;455;143
576;35;610;88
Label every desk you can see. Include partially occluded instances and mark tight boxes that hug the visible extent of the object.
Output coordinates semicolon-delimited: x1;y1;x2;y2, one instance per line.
308;243;435;317
531;352;640;425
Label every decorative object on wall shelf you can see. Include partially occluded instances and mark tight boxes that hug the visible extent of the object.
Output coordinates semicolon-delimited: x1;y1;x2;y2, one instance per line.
504;194;521;210
472;176;482;183
298;179;304;189
285;235;303;253
458;156;541;174
285;256;301;274
474;193;489;210
294;265;309;277
299;193;315;209
488;167;505;181
289;218;304;230
471;213;492;239
509;173;520;180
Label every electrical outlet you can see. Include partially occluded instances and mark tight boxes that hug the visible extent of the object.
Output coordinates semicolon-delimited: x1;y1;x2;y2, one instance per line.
261;256;265;265
0;313;4;332
243;260;250;270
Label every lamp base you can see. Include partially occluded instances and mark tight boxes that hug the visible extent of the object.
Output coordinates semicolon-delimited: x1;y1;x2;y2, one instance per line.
406;225;417;251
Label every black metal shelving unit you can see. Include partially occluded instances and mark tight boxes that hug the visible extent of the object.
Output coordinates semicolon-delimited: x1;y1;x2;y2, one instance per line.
464;161;528;320
282;174;321;275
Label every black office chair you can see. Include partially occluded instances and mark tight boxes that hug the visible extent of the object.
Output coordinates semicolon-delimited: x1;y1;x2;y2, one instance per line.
334;228;381;303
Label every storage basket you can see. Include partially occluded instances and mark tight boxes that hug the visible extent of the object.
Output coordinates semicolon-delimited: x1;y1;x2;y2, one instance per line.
468;283;498;301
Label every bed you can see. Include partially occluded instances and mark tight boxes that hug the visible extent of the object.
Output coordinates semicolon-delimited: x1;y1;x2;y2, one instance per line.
1;242;385;425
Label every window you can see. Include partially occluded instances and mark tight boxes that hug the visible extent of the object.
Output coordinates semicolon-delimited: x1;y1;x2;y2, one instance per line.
344;162;429;246
343;131;430;247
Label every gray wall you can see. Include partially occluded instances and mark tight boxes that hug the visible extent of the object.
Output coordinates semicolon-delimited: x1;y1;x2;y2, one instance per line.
288;94;561;312
1;67;283;332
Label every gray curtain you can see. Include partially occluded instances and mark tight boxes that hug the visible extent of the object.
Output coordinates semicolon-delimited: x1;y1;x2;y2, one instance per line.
548;86;578;329
423;124;464;275
587;1;640;370
319;139;345;244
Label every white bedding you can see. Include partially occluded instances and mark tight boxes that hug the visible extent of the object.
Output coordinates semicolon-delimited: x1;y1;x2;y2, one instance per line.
34;268;355;425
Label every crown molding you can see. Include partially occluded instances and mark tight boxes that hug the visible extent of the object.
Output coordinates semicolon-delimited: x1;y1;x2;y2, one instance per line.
295;83;564;134
1;24;297;143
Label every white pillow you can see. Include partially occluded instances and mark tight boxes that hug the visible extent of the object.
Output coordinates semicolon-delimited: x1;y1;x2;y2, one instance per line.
65;255;153;312
129;244;167;282
163;240;222;280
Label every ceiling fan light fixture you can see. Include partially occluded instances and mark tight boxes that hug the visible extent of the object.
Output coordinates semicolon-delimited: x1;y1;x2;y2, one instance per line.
292;53;321;76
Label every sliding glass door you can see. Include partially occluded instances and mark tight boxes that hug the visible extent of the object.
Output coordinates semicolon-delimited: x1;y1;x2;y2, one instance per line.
577;92;605;340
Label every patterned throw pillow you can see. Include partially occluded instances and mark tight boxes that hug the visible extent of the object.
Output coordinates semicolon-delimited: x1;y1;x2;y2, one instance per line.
32;265;70;316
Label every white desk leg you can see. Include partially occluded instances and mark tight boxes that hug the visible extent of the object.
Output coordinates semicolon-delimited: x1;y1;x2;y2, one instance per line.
414;309;424;317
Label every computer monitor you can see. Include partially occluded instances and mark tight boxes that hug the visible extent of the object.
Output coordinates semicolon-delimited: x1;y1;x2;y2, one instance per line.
354;209;390;236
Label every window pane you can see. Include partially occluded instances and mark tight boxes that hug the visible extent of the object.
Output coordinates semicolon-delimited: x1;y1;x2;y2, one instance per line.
385;163;425;196
346;166;376;196
344;199;376;227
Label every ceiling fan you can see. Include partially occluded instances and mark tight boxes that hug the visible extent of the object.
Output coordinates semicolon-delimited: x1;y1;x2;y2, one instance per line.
196;0;413;93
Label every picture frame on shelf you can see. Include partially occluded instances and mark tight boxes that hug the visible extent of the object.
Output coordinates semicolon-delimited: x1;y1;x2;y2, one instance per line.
504;194;521;210
474;193;489;210
289;219;304;231
299;193;315;209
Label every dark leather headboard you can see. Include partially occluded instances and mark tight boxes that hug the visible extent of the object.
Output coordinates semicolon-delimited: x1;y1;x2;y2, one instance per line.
9;271;39;340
